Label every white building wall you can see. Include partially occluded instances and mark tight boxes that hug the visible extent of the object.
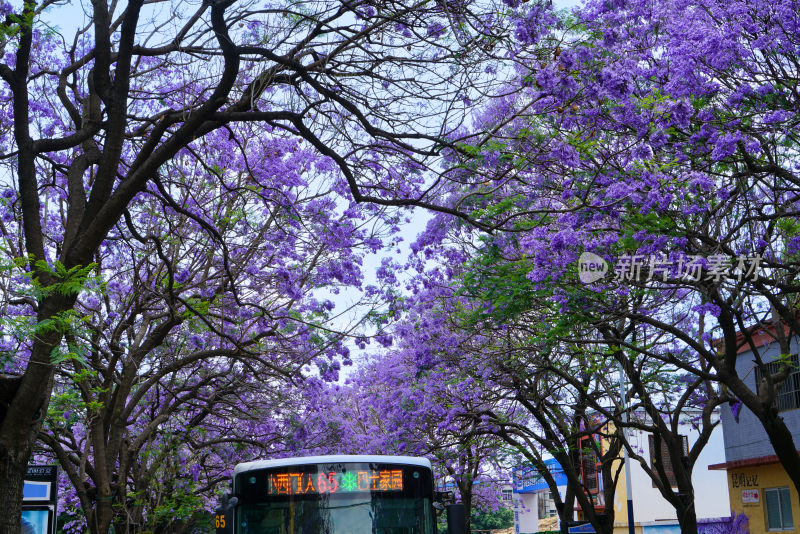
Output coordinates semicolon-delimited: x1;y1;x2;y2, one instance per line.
513;492;540;534
690;424;731;518
616;422;730;521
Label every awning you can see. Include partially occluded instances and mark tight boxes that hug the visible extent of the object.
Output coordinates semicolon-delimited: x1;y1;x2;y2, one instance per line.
513;458;567;493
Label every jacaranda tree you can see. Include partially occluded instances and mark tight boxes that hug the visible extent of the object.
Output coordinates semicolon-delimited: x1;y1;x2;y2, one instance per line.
19;129;384;534
408;0;800;506
0;0;517;530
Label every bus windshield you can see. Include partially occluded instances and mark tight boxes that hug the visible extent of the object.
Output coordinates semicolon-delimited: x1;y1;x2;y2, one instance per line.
235;462;435;534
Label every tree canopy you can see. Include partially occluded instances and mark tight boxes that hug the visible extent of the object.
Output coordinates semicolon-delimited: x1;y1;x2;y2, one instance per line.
1;0;799;532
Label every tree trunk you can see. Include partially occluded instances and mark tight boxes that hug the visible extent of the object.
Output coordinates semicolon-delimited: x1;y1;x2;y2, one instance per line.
0;376;53;534
0;296;73;534
760;409;800;503
88;502;114;534
0;367;55;534
113;519;129;534
671;444;698;534
88;418;114;534
585;497;613;534
675;500;698;534
0;443;29;534
460;482;472;532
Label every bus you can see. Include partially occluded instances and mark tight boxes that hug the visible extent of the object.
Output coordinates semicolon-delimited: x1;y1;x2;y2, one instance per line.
214;455;465;534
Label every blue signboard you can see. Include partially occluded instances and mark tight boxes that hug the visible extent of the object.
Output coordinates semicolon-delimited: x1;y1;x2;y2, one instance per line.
568;523;596;533
513;458;567;493
23;481;50;501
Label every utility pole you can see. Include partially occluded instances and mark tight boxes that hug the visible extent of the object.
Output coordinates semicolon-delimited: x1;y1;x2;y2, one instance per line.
618;361;635;534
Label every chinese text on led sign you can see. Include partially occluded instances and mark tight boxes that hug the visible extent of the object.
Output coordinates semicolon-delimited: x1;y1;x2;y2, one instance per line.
268;470;403;495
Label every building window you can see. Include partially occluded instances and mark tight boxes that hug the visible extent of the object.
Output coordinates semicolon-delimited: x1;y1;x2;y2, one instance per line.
578;435;601;494
648;434;688;488
501;489;512;502
765;487;793;530
755;354;800;412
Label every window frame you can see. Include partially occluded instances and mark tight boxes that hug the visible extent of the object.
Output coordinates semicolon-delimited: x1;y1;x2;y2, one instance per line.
765;486;794;531
578;435;602;495
648;434;689;488
754;354;800;413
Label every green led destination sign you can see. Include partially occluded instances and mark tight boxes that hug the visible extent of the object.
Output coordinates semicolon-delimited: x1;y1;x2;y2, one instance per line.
267;469;404;496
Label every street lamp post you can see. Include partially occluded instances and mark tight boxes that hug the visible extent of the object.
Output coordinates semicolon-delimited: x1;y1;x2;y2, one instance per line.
618;361;635;534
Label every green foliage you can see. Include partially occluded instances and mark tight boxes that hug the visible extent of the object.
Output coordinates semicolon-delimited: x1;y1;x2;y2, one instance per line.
49;336;90;366
46;388;84;428
470;193;526;221
0;257;103;371
457;239;545;325
778;218;800;238
471;506;515;530
128;433;214;532
774;353;799;371
31;260;102;300
0;9;35;39
151;486;207;526
182;296;212;318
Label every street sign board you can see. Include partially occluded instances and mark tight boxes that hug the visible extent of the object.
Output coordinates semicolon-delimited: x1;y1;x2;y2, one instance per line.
22;465;58;534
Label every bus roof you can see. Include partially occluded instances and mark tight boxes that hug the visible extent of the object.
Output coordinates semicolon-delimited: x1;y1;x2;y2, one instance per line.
233;455;432;476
